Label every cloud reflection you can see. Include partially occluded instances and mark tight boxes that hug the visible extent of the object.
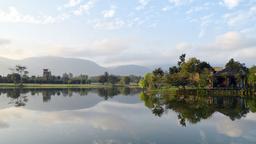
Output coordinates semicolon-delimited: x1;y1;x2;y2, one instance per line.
40;101;144;131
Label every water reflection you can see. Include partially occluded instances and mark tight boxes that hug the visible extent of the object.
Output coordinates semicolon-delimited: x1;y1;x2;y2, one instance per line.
0;88;256;144
0;88;141;107
140;90;256;127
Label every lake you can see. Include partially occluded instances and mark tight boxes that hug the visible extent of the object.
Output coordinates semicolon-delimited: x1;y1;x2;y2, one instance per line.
0;88;256;144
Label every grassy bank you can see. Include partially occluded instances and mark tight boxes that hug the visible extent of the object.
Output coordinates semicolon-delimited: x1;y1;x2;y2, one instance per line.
0;83;140;89
144;87;178;92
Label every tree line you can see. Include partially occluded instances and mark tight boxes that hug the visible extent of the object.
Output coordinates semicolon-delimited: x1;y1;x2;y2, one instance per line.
0;66;142;86
139;54;256;89
140;91;255;126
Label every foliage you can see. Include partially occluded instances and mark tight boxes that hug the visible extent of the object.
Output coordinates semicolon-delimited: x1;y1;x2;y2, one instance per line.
198;69;212;88
224;58;249;83
120;76;131;85
10;73;21;85
9;65;29;86
167;56;213;89
108;75;120;85
140;91;253;126
152;68;165;88
166;72;190;89
178;54;186;67
1;68;141;86
140;54;255;90
248;66;256;84
169;66;179;74
98;72;109;84
139;73;154;89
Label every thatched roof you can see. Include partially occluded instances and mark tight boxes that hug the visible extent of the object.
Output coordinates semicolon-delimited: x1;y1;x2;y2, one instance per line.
214;67;247;77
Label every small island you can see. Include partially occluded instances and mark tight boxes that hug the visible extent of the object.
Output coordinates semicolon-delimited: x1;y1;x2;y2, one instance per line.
139;54;256;96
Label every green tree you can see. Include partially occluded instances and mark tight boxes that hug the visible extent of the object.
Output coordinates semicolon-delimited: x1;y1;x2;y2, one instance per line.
139;78;146;89
10;73;21;85
197;61;213;73
178;58;201;87
9;65;29;86
152;68;165;88
248;66;256;84
99;75;106;84
99;72;109;84
79;74;89;84
121;76;131;85
139;73;154;89
62;73;70;84
167;72;190;89
178;54;186;67
108;75;119;85
169;66;179;74
198;69;212;88
178;58;213;88
225;58;249;87
225;59;248;76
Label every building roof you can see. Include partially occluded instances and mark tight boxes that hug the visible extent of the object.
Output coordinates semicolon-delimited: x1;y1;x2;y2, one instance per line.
214;67;247;77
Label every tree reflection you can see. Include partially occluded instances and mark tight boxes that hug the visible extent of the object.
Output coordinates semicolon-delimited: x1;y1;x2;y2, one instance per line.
0;87;141;107
7;88;28;107
97;88;119;100
140;90;255;126
96;87;141;100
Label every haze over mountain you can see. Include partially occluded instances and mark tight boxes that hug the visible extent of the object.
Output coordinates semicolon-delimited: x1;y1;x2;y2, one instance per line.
0;56;151;76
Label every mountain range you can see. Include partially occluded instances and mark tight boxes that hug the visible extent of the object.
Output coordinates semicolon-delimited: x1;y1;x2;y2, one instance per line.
0;56;151;76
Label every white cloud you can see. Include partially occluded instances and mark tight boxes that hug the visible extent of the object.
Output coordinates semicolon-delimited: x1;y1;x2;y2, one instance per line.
169;0;183;6
216;119;242;137
76;38;130;57
224;5;256;27
66;0;81;7
102;7;116;18
223;0;240;9
178;31;256;65
199;130;208;144
93;19;125;30
39;101;143;131
186;5;209;15
176;42;192;50
168;0;193;6
73;0;97;16
0;38;132;60
198;14;214;38
215;31;242;49
0;7;67;24
161;6;172;11
0;101;144;132
136;0;151;10
214;31;256;50
198;31;256;52
0;38;11;45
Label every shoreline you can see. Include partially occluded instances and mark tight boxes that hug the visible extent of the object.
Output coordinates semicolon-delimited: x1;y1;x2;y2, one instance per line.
0;83;140;89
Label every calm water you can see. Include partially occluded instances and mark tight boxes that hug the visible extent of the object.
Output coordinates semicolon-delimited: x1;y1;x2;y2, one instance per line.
0;88;256;144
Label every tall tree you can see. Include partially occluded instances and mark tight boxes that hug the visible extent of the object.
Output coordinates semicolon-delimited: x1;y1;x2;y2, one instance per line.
10;65;29;86
248;66;256;84
152;68;165;88
178;54;186;67
62;73;70;84
108;75;119;85
169;66;179;74
139;73;154;89
98;72;109;84
121;76;131;85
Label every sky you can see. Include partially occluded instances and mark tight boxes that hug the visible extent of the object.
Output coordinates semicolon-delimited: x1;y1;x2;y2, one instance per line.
0;0;256;67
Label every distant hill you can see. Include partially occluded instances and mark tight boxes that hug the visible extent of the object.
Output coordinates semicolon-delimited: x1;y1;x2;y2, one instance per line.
0;56;150;76
108;65;151;76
